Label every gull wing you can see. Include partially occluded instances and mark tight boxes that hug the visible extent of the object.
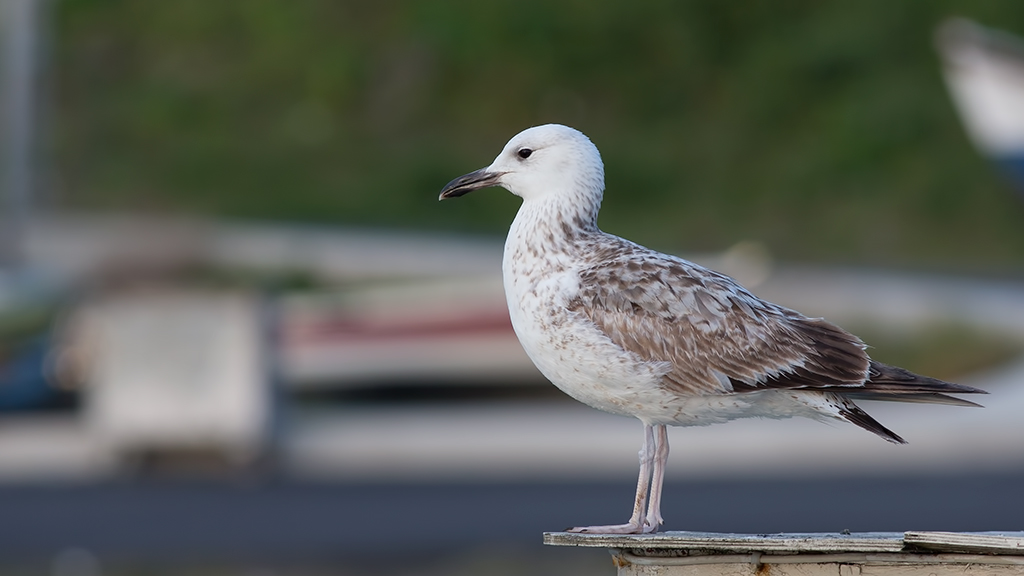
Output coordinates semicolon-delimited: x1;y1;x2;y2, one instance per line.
570;242;985;403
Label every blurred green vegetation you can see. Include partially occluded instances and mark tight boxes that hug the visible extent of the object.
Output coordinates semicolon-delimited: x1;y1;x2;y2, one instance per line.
52;1;1024;270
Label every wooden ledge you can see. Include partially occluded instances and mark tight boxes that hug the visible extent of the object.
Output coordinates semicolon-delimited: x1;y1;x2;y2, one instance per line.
545;530;1024;555
544;531;906;554
905;531;1024;555
546;531;1024;574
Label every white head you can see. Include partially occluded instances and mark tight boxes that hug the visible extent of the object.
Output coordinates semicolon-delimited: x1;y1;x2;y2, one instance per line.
439;124;605;204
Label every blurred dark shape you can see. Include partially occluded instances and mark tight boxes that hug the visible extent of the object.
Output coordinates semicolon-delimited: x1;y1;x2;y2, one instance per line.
0;332;60;410
0;269;72;412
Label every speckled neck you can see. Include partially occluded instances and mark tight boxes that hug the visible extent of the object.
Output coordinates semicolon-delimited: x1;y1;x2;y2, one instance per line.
502;190;603;294
510;182;602;247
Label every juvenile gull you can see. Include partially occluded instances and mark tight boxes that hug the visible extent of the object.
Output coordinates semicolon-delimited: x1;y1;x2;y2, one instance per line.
438;124;985;535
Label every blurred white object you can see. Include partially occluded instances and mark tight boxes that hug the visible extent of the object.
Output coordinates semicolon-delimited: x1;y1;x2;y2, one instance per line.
78;292;270;468
937;18;1024;190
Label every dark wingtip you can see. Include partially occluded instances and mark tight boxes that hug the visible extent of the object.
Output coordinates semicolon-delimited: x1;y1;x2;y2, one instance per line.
840;405;907;444
844;391;985;408
867;361;988;396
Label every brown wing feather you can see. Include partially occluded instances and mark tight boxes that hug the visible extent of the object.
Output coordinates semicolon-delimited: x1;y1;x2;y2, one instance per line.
568;245;871;397
569;238;987;404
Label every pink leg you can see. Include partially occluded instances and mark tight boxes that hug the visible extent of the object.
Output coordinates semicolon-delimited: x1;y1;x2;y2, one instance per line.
642;424;669;533
567;423;655;534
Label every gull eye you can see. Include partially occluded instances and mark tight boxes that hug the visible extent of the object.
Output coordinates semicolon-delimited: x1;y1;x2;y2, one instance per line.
517;148;533;159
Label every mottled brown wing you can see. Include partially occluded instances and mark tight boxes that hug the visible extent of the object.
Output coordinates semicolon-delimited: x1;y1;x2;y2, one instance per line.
568;254;870;397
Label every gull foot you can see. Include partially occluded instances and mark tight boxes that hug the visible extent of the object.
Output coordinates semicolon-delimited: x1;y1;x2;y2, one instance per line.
642;514;663;534
566;522;645;534
641;520;662;534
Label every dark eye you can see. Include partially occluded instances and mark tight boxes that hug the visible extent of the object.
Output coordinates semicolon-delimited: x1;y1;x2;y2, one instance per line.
517;148;533;159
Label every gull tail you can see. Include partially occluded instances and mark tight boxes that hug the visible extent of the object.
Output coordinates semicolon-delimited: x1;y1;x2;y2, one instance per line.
835;362;987;444
850;361;988;407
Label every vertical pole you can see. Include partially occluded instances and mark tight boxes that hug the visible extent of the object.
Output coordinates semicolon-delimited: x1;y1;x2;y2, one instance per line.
0;0;40;268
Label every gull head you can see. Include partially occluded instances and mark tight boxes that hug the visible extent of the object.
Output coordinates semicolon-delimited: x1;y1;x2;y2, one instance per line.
439;124;605;203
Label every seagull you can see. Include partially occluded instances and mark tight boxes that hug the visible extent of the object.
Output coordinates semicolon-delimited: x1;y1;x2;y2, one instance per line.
438;124;986;535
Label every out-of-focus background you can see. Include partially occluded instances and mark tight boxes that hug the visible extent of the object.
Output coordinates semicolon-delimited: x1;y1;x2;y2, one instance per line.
3;1;1024;574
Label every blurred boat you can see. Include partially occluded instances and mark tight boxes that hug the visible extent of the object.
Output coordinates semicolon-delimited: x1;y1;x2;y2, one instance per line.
937;18;1024;194
279;277;541;388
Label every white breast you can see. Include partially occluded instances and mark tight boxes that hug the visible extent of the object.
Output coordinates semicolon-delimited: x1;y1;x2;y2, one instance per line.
501;208;678;419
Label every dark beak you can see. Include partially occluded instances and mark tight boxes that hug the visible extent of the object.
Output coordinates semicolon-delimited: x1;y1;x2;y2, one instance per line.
438;168;503;200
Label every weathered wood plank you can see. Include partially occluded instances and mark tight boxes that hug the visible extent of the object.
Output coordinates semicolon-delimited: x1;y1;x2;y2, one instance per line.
547;531;1024;575
544;531;905;553
614;559;1024;576
905;531;1024;555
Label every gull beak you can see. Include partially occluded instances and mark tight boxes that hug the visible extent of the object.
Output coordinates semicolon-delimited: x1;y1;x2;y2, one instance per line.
438;168;503;200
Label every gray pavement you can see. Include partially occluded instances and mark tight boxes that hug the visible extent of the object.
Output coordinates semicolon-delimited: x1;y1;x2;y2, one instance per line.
0;472;1022;562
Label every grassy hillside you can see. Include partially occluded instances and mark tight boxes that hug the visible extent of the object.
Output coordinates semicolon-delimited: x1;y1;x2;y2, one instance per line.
52;1;1024;271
